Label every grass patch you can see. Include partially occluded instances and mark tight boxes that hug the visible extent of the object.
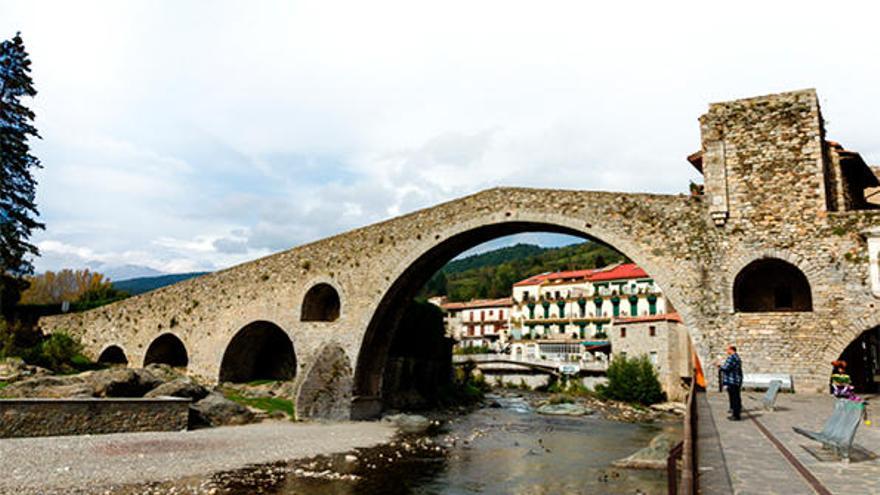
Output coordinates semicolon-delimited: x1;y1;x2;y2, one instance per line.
223;389;295;418
0;381;7;389
246;379;278;387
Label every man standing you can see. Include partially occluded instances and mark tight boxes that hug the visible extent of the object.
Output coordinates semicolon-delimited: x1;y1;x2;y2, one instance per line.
718;345;743;420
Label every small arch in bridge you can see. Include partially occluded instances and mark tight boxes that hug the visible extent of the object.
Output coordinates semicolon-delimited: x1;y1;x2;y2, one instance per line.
301;283;340;321
733;258;812;312
143;333;189;368
98;345;128;365
219;321;297;383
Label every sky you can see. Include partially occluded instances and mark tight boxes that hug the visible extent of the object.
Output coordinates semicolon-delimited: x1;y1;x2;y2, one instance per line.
2;1;880;279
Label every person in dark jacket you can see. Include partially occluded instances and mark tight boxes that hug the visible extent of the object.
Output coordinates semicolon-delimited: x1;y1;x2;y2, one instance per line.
717;345;743;420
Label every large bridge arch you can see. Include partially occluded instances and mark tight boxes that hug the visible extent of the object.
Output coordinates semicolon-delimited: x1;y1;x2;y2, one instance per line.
351;209;706;417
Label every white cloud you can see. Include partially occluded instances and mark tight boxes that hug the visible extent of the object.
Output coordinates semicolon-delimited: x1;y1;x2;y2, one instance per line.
2;0;879;274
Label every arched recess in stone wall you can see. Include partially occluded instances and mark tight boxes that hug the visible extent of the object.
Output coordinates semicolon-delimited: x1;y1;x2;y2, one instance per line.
143;333;189;368
219;321;297;383
824;316;880;393
98;345;128;365
301;283;341;321
295;343;352;420
733;258;813;312
352;218;696;418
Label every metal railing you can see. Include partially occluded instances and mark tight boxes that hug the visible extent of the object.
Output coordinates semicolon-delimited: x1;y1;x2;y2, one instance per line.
672;375;698;495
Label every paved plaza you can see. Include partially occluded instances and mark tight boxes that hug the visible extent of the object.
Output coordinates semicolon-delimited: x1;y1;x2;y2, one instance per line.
699;391;880;494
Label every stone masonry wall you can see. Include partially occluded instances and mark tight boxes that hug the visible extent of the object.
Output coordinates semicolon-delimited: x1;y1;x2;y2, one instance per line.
0;397;190;438
698;89;880;392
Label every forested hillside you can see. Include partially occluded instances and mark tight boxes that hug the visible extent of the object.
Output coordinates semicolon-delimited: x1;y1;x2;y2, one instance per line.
421;242;626;302
112;272;208;296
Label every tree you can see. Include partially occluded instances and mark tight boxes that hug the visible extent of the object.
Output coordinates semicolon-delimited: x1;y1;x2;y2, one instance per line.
20;269;120;305
0;32;43;311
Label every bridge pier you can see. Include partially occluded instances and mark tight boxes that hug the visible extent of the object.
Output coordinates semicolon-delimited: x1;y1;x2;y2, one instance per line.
350;396;383;420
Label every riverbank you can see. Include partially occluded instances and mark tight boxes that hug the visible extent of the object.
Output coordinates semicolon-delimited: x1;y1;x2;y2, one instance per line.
0;420;395;495
112;392;681;494
0;389;683;494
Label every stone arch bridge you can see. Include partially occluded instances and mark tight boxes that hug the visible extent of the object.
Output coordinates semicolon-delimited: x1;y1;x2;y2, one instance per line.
41;89;880;419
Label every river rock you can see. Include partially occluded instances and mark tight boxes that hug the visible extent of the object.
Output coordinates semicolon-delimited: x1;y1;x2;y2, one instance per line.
0;366;181;398
0;374;93;398
612;432;679;469
145;378;209;401
536;403;593;416
383;413;432;434
650;402;687;415
189;392;255;428
89;367;165;397
0;357;50;383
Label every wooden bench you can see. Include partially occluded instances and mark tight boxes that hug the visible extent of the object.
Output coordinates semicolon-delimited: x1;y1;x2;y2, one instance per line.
792;399;865;461
742;373;793;392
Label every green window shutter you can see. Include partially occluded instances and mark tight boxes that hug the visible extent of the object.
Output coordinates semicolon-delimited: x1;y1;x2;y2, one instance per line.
628;295;638;316
647;295;657;315
556;300;566;318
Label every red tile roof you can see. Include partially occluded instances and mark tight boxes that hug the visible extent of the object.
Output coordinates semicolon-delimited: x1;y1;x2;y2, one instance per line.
513;268;595;287
612;312;682;324
589;263;649;281
513;263;649;287
441;297;513;311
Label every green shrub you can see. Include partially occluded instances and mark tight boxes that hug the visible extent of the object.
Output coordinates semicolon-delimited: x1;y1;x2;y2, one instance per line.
596;355;665;406
438;364;491;406
33;333;83;371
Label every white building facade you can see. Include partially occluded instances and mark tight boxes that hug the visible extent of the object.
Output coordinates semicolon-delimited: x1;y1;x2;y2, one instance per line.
440;297;512;351
509;263;667;342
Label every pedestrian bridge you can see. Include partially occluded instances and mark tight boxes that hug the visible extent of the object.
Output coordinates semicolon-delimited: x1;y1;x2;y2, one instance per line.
452;354;608;376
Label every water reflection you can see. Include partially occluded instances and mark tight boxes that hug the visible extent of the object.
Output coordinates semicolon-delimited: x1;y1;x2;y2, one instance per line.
203;399;678;495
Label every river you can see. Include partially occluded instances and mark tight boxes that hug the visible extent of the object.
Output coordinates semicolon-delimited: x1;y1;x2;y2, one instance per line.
143;394;681;495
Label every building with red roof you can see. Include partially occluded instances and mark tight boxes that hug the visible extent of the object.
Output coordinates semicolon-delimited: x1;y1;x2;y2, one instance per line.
436;297;513;351
509;262;666;343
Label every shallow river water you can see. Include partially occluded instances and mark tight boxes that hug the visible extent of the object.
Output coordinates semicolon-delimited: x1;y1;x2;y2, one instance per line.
131;396;680;495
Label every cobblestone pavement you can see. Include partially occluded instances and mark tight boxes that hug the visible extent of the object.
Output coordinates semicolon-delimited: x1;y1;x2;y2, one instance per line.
706;391;880;495
0;420;395;495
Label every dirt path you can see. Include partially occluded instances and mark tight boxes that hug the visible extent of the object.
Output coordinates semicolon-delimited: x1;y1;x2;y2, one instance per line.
0;420;395;494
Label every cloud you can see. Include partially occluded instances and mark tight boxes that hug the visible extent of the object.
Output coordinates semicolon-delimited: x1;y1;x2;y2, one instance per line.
2;0;879;274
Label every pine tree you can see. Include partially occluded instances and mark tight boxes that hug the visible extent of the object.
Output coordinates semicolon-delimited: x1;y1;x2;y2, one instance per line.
0;32;44;310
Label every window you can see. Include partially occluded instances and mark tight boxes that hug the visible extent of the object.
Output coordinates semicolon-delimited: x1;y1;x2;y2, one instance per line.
620;327;626;338
649;326;656;337
522;291;530;301
649;351;658;366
